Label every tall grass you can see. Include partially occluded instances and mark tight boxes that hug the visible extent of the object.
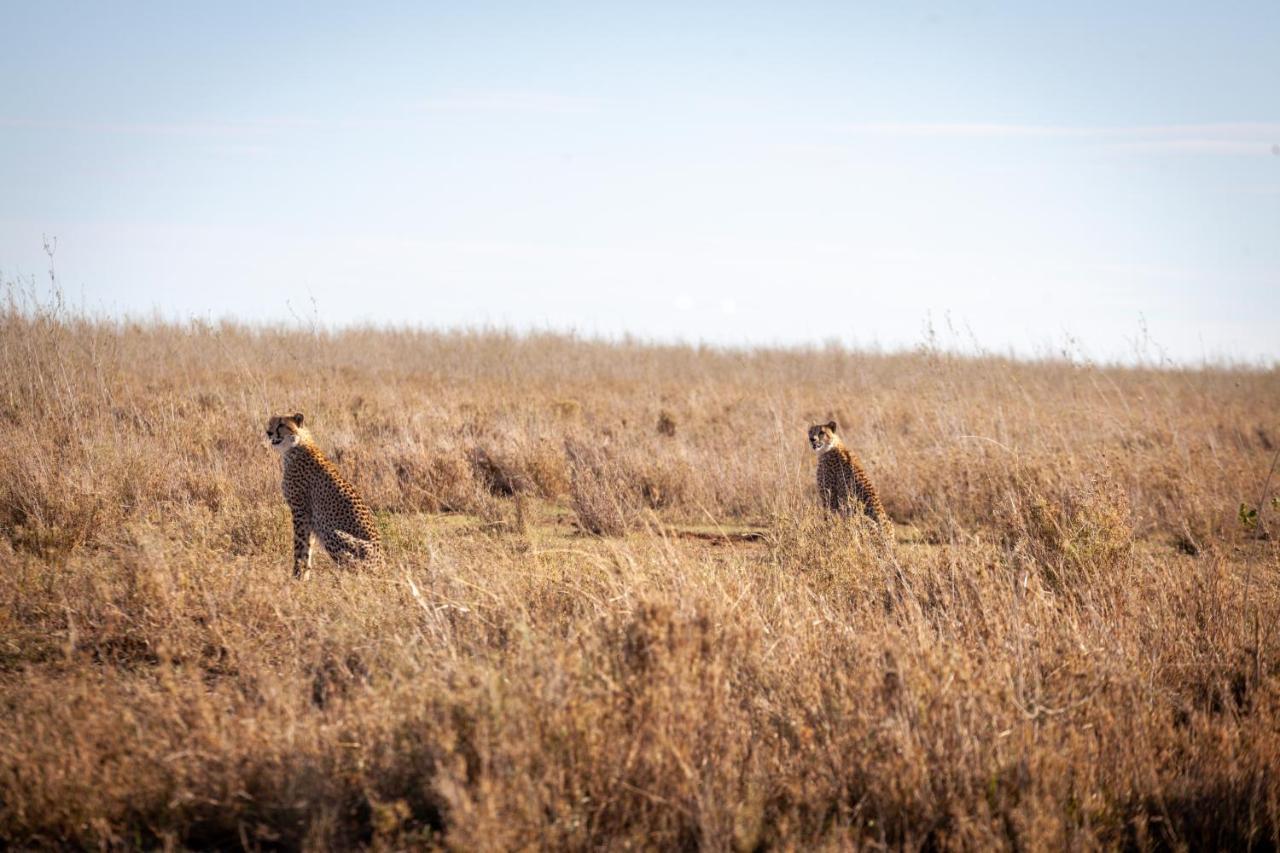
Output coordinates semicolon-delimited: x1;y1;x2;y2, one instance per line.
1;286;1277;849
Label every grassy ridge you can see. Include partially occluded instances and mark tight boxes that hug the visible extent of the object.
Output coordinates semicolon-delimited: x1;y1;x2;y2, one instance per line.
1;294;1278;849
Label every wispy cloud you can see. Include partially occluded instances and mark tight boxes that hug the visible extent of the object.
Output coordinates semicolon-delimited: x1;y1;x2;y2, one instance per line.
415;91;609;116
840;121;1280;156
0;116;334;138
0;92;605;139
846;122;1096;138
1103;138;1273;155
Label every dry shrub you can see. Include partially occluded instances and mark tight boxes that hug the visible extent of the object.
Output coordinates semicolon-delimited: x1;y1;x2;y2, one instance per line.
768;502;893;603
385;448;479;514
1001;465;1135;595
1142;458;1223;553
0;451;103;558
552;398;581;422
469;446;526;496
561;434;697;533
892;443;1015;542
563;438;641;535
523;441;571;498
469;440;568;503
628;453;691;511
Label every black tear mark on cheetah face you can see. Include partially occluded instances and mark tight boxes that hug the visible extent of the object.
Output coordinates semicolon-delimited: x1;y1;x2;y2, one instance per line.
266;412;306;447
808;421;838;451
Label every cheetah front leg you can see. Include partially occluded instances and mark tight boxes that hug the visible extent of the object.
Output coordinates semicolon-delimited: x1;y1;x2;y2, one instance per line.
822;488;838;515
819;484;838;515
291;508;314;580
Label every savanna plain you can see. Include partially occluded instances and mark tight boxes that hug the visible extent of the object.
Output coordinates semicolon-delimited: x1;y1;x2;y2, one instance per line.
2;289;1278;851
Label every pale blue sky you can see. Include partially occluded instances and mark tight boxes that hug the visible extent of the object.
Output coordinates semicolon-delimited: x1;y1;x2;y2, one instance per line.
2;2;1278;362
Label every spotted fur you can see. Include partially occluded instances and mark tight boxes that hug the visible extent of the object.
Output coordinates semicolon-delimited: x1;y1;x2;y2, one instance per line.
807;421;890;528
266;413;383;578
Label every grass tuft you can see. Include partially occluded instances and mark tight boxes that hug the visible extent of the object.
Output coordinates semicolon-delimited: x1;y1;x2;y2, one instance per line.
1;291;1278;848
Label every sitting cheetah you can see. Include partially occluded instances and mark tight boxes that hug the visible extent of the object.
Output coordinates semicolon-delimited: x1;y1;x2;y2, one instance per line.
807;421;891;529
266;413;383;578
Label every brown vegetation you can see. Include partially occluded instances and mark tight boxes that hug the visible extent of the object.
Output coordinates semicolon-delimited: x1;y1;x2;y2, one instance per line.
1;288;1278;849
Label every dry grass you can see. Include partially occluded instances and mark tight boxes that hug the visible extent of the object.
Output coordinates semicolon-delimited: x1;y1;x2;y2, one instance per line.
1;286;1278;849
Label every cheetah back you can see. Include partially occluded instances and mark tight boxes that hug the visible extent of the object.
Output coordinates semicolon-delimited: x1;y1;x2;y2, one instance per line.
284;445;382;560
817;447;888;524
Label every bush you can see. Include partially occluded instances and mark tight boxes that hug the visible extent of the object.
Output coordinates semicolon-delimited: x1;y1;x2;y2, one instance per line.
563;438;640;536
1000;465;1135;595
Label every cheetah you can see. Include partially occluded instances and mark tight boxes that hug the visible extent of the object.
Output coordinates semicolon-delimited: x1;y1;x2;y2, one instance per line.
807;420;891;530
266;413;383;578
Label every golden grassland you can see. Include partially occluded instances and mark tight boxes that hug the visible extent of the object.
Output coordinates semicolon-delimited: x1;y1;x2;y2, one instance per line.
1;290;1278;849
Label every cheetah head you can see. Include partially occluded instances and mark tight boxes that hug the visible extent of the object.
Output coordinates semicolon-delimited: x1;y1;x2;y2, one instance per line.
266;413;307;454
807;421;839;453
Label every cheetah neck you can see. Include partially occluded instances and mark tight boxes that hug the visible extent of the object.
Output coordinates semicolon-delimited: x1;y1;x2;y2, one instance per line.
276;428;317;460
819;434;847;455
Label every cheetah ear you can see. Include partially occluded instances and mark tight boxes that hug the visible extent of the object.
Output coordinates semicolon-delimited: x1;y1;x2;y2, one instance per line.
826;420;837;432
291;412;305;426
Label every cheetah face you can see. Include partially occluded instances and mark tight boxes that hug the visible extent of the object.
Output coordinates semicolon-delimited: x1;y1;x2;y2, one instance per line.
808;421;838;453
266;413;305;454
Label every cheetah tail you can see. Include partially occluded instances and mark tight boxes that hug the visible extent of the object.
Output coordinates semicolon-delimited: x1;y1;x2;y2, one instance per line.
333;530;384;566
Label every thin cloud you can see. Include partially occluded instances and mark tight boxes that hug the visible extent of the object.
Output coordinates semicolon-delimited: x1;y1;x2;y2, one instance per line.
0;116;318;137
844;121;1280;138
415;91;610;115
1104;139;1273;155
848;122;1094;137
0;94;604;139
840;121;1280;155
